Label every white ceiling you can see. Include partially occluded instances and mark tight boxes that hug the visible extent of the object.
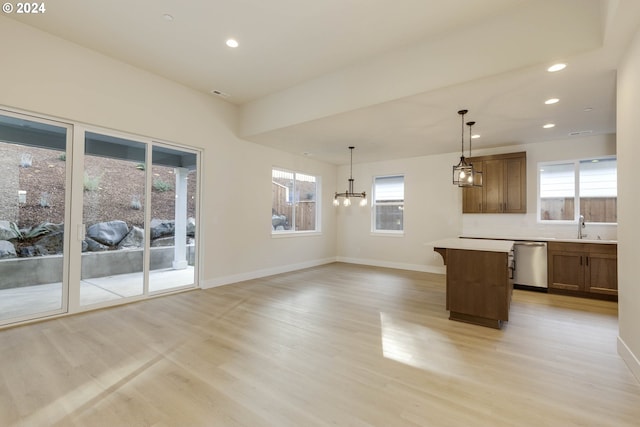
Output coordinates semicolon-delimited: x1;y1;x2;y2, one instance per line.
10;0;640;164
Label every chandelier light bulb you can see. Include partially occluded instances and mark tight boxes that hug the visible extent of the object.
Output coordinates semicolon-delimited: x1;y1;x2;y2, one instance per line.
333;198;339;207
343;198;351;207
359;198;367;207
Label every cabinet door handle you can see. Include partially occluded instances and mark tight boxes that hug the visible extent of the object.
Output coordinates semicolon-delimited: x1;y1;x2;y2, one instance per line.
586;256;589;266
580;256;583;266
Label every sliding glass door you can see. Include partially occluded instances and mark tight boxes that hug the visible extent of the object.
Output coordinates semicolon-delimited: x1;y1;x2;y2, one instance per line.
148;145;198;293
80;132;147;306
0;108;200;324
79;135;200;305
0;111;72;325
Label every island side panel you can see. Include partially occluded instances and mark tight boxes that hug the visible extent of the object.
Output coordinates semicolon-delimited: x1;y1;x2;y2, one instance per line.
445;248;511;328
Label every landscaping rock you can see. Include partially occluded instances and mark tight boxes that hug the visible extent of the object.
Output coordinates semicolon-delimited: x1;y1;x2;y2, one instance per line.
187;217;196;237
151;236;174;247
81;240;88;252
117;226;144;249
272;215;287;230
87;220;129;246
0;220;20;241
44;222;64;233
85;237;109;252
0;240;17;259
33;231;64;255
19;246;37;257
150;219;175;239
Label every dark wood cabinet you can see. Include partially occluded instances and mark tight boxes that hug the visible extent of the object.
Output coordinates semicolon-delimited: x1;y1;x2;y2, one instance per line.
435;247;513;329
547;242;617;300
504;156;527;212
463;152;526;214
483;159;504;213
462;161;483;213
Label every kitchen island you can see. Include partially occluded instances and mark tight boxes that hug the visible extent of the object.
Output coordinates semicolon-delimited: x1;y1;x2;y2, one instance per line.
428;238;515;329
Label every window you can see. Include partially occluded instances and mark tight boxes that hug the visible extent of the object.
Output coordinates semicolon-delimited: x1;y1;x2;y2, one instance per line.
538;157;616;223
373;175;404;232
272;168;319;233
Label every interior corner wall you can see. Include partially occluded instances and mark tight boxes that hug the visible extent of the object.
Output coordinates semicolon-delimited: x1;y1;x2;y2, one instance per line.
616;26;640;382
335;152;461;273
0;16;338;288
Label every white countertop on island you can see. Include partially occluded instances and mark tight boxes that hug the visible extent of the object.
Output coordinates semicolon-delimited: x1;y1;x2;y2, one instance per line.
460;234;617;244
426;238;514;253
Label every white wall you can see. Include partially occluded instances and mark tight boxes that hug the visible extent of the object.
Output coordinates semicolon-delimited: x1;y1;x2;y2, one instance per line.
0;16;337;288
462;134;617;241
336;135;616;273
336;152;461;274
617;26;640;381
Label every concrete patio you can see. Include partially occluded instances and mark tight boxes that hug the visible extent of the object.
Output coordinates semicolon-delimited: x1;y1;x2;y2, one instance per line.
0;267;195;323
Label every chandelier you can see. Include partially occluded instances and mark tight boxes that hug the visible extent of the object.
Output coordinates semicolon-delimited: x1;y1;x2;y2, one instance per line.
452;109;482;187
334;146;367;207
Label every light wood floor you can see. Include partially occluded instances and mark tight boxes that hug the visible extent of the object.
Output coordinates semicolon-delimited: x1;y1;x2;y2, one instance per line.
1;262;638;426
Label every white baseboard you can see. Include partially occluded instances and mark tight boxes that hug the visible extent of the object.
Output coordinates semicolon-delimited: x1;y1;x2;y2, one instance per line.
336;256;445;275
618;336;640;383
200;257;337;289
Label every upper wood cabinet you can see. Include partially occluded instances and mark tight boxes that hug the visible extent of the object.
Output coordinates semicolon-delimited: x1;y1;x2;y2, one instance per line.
462;151;526;214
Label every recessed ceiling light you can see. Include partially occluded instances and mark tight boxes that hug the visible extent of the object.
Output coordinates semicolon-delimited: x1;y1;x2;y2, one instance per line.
226;39;239;48
568;130;593;136
547;63;567;72
210;89;230;98
543;123;555;129
584;107;594;112
163;14;174;21
471;134;480;139
545;98;559;105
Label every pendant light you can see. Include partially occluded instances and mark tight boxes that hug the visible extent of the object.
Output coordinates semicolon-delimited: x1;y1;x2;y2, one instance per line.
334;146;367;207
452;109;480;187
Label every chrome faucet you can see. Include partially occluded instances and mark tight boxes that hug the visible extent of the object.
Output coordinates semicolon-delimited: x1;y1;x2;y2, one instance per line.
578;214;586;239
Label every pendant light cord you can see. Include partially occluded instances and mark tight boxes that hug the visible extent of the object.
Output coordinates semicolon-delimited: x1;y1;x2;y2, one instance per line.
461;113;465;156
349;146;354;180
467;121;475;157
457;109;468;158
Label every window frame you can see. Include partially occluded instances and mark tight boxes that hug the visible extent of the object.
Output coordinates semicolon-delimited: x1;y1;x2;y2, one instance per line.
271;167;321;236
537;156;617;225
371;174;405;235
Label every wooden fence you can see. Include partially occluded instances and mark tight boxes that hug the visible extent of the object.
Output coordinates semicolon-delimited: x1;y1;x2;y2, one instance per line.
540;197;616;222
272;182;316;230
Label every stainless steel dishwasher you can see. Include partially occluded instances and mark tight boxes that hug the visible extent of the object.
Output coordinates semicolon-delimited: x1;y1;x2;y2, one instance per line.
513;241;548;289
